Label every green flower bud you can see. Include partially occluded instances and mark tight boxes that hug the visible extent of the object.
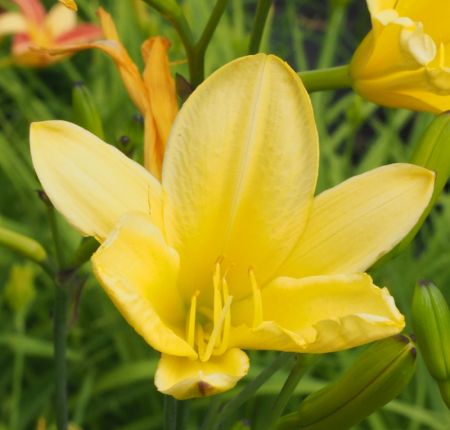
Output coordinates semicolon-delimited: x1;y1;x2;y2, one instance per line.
276;336;416;430
412;281;450;382
4;263;36;314
72;82;104;139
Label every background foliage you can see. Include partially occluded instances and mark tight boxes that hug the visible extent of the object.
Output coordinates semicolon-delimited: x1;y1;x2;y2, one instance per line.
0;0;449;428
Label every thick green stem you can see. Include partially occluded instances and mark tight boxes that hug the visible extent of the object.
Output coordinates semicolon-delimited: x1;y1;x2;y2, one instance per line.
191;0;231;87
209;353;292;429
142;0;196;80
299;65;352;93
67;237;99;271
248;0;272;54
268;354;314;429
164;396;178;430
143;0;230;88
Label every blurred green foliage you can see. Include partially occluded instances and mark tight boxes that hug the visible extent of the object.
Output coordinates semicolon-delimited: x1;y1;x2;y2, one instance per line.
0;0;449;429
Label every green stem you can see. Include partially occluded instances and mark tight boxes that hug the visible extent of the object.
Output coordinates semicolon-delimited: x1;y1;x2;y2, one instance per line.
248;0;272;54
142;1;195;81
47;206;68;430
164;396;178;430
268;354;314;429
209;353;293;429
48;207;65;269
299;65;352;93
54;278;68;430
9;312;25;430
67;237;99;271
192;0;231;86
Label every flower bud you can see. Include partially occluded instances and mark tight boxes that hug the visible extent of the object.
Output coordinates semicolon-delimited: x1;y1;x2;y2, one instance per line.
276;336;416;430
72;82;104;139
4;263;36;314
412;281;450;382
350;1;450;112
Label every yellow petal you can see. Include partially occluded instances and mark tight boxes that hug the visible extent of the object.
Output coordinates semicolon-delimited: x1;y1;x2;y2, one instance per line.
45;3;77;38
163;54;319;301
278;164;434;278
366;0;397;15
155;349;249;399
142;37;178;175
0;12;27;36
92;212;195;357
30;120;163;240
230;273;404;353
395;0;450;41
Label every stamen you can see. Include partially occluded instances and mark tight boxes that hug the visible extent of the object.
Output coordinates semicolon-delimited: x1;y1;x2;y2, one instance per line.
186;290;199;348
213;262;223;325
196;324;206;358
216;277;231;355
201;296;233;362
249;269;263;328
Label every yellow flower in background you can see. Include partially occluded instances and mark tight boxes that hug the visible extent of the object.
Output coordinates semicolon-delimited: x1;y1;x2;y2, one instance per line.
30;55;434;399
0;0;100;66
49;7;178;179
350;0;450;112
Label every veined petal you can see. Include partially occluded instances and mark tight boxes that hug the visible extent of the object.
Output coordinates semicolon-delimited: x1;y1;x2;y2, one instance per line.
30;121;163;240
278;164;434;278
45;3;76;38
163;54;318;301
14;0;46;25
53;24;102;46
230;274;404;353
93;213;195;357
155;349;249;399
0;12;27;36
142;37;178;175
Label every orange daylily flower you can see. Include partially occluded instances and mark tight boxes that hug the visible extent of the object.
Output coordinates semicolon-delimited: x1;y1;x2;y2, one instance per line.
0;0;101;66
49;7;178;179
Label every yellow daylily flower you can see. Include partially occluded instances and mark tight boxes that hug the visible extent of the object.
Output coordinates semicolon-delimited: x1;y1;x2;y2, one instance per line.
350;0;450;112
0;0;101;66
30;55;435;400
48;7;178;179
